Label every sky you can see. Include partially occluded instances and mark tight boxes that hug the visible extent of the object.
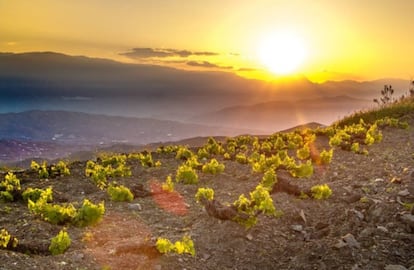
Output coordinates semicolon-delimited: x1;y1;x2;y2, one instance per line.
1;0;413;82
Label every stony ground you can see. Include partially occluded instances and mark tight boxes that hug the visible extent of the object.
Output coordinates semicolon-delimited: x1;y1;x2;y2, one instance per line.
1;118;414;270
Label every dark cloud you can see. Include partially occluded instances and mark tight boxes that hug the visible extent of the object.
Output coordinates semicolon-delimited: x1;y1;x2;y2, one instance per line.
238;67;257;72
120;48;219;59
193;51;219;56
186;61;233;70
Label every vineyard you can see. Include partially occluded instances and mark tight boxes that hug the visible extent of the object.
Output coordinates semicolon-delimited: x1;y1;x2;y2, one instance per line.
1;108;414;269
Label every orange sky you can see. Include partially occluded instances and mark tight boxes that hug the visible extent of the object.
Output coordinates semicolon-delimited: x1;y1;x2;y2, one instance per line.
1;0;413;82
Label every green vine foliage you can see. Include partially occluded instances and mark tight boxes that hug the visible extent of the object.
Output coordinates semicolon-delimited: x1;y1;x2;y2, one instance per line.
296;143;311;160
49;229;71;255
319;149;334;165
176;164;199;184
22;187;53;203
311;184;333;200
85;156;131;190
162;175;175;192
156;145;180;154
0;229;18;249
128;152;155;167
28;200;76;225
107;184;134;202
156;235;195;256
202;159;225;175
73;199;105;227
233;184;276;228
28;195;104;227
260;169;277;190
0;172;21;202
31;161;49;179
203;137;225;156
51;161;71;176
195;188;214;203
235;153;248;164
175;146;194;160
328;119;386;154
288;160;314;178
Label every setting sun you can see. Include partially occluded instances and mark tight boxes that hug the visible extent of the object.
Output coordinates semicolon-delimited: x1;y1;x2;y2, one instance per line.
258;31;306;75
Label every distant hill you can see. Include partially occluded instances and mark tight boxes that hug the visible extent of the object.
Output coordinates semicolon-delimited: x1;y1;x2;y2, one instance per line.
0;110;261;164
0;110;260;144
191;95;373;131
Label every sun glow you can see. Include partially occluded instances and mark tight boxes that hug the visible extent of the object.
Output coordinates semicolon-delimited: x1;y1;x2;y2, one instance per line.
258;31;307;75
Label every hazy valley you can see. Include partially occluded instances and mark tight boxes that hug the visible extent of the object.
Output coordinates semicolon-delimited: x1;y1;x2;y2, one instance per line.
0;52;411;165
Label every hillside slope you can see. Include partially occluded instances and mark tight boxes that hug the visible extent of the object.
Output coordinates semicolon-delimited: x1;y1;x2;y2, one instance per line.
0;101;413;269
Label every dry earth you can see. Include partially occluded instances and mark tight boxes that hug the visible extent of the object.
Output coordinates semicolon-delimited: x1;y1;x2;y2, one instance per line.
1;116;414;270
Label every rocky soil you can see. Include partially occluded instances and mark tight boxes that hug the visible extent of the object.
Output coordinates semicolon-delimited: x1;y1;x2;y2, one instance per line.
1;117;414;270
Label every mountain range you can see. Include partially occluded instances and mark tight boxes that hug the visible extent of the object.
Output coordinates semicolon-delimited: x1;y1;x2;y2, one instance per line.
1;52;410;123
0;51;412;164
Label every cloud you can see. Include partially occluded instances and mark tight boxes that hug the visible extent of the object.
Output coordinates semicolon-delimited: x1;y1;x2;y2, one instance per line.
62;96;92;101
120;48;219;59
237;67;257;72
186;61;233;70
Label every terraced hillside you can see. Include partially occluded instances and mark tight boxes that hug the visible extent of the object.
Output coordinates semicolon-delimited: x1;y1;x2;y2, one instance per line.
1;99;414;270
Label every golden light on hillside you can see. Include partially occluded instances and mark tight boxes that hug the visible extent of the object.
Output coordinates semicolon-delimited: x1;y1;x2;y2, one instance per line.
257;31;307;75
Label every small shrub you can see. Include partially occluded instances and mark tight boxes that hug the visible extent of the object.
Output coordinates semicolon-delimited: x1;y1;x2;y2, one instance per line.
311;184;332;200
155;160;162;167
107;184;134;202
175;146;193;160
51;160;70;176
373;84;395;106
38;203;77;225
197;148;210;159
31;161;49;179
29;195;104;227
1;172;21;192
273;136;286;150
249;185;276;216
296;143;310;160
162;175;175;192
351;142;360;153
0;191;13;202
289;160;314;178
49;230;71;255
156;235;195;256
202;159;225;175
319;149;333;164
73;199;105;227
204;137;225;155
86;155;131;189
185;156;201;169
235;153;248;164
129;152;155;167
155;237;173;254
22;187;53;203
260;141;273;153
261;169;277;190
157;145;179;154
195;188;214;203
176;164;198;184
0;172;21;202
0;229;18;249
233;185;277;228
